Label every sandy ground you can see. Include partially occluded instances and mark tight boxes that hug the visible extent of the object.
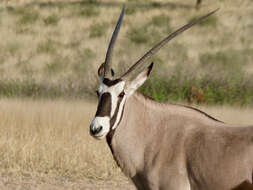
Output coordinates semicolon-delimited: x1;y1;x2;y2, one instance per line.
0;176;136;190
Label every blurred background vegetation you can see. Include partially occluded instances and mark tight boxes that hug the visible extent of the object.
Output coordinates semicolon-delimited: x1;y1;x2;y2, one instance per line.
0;0;252;105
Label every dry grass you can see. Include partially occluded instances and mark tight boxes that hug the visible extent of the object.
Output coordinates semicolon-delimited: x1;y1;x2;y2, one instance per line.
0;98;122;180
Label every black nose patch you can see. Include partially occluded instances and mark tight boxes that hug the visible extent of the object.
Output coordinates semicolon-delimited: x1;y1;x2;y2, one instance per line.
95;92;111;117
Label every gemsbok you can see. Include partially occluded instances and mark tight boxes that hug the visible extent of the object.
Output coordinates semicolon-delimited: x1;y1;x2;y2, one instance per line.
89;7;253;190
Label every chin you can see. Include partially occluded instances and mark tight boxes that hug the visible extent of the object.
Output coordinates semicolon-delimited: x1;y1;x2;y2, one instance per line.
93;133;107;140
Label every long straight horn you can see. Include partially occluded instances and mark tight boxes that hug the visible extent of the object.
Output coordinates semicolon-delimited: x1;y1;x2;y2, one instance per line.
122;8;219;79
103;6;125;79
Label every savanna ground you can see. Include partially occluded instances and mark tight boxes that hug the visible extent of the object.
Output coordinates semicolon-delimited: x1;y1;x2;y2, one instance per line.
0;0;252;189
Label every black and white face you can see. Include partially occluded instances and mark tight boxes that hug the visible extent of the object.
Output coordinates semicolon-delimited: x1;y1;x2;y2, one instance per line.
89;63;153;140
90;78;126;139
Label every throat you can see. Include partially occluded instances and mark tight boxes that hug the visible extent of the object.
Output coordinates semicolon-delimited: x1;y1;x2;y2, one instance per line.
105;101;126;168
107;101;126;152
106;129;123;168
106;129;115;154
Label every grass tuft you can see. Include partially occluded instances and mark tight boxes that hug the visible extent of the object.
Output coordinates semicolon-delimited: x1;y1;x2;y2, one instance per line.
37;39;57;54
128;25;150;44
125;6;137;15
128;14;171;45
7;42;20;56
43;14;60;26
89;22;109;38
78;5;100;17
150;14;171;28
18;10;40;25
45;61;63;75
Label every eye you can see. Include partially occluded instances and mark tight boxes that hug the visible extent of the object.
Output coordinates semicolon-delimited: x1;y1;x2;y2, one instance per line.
118;91;125;98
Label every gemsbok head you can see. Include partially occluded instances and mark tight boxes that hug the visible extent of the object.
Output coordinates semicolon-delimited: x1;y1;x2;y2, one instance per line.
89;7;253;190
90;7;217;140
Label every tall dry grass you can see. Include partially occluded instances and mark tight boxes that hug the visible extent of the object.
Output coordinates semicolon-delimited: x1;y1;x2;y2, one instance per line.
0;99;253;180
0;98;121;180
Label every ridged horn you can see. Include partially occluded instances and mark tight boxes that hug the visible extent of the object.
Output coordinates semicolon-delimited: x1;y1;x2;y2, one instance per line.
103;6;125;79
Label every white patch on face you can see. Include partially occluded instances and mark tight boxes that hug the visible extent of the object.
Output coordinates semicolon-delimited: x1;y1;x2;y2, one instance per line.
112;95;126;129
98;81;125;117
90;116;110;140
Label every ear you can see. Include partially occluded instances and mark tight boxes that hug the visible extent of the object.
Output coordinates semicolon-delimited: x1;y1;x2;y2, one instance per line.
125;62;153;97
98;62;105;78
98;62;115;78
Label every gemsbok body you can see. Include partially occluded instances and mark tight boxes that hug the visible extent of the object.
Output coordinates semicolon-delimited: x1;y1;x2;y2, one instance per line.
89;7;253;190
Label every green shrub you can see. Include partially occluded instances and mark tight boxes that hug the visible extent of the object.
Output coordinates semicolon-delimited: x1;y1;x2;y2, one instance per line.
0;79;92;99
78;5;100;17
0;79;61;98
151;2;163;8
18;10;40;25
43;14;60;26
7;43;19;56
72;49;94;74
7;6;27;15
125;6;137;15
44;55;69;75
150;14;171;28
83;48;96;59
199;49;252;72
37;39;57;54
128;25;150;44
128;14;171;45
89;23;109;38
139;61;253;105
45;62;63;74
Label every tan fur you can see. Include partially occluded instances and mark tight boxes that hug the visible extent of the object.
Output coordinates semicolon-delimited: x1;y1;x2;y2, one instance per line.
110;92;253;190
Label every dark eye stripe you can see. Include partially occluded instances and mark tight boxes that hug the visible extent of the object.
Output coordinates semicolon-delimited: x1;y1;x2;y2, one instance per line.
95;92;111;117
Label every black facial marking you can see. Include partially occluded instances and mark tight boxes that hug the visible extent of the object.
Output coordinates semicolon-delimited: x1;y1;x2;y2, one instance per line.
103;78;122;87
95;92;111;117
118;91;125;98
